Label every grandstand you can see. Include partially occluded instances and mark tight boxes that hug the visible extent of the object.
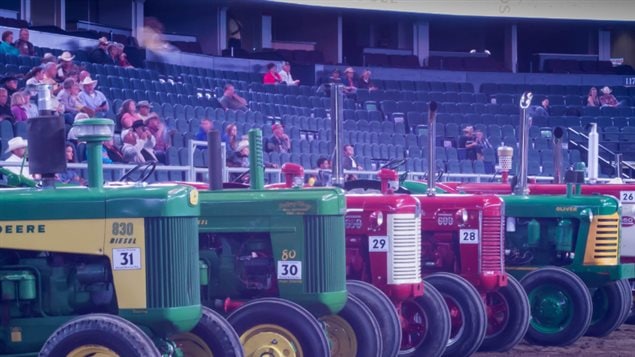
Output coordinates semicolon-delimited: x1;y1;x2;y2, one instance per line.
1;0;635;183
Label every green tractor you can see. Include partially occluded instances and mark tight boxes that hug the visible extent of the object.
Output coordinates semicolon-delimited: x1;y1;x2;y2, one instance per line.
185;129;395;357
0;116;243;356
404;92;635;346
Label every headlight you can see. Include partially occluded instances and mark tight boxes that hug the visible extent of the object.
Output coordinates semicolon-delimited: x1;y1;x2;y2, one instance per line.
457;209;468;223
370;211;384;227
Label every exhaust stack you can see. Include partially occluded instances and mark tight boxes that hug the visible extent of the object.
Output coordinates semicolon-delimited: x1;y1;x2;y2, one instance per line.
207;130;223;191
587;123;599;183
248;129;265;190
427;101;438;196
552;127;564;184
514;91;533;196
330;83;345;186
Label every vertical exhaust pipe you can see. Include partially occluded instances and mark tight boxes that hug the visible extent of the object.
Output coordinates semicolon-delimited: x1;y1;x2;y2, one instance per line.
248;128;265;190
514;91;533;196
552;126;564;184
587;122;599;183
427;101;438;196
330;83;345;186
207;130;223;191
616;153;623;179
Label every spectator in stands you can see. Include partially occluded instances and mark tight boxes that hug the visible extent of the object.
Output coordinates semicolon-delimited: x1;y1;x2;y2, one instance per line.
342;67;357;94
14;28;34;56
21;90;42;119
57;144;86;185
357;69;378;91
41;53;56;64
117;99;140;135
474;129;492;161
103;139;126;163
78;76;109;117
311;157;331;187
329;69;342;84
1;75;19;96
89;37;111;64
10;92;28;122
343;144;362;181
587;87;600;107
137;101;155;122
195;118;213;141
0;88;13;123
57;52;82;82
146;115;170;164
266;123;291;153
279;62;300;86
459;126;478;160
263;63;282;84
117;52;134;68
600;86;620;107
108;43;125;65
227;14;242;50
122;119;157;163
0;31;18;56
78;70;90;83
58;79;91;123
42;62;63;95
67;112;90;143
227;139;251;183
25;66;46;86
218;84;248;111
222;123;239;154
3;136;30;177
534;98;550;117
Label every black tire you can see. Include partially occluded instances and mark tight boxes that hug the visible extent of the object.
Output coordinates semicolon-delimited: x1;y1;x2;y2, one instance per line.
228;298;329;357
322;294;383;357
616;279;633;326
479;274;531;352
586;280;630;337
40;313;160;356
173;306;243;356
424;272;487;357
347;280;401;357
520;266;592;346
399;281;451;357
624;279;635;324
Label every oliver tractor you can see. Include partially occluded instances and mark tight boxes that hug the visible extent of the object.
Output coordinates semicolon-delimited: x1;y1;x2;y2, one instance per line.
182;128;397;357
0;116;243;356
406;92;635;346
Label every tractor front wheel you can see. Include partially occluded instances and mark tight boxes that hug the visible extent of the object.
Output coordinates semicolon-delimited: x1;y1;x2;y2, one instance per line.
346;280;401;357
320;294;383;357
479;274;531;352
228;297;329;357
424;272;487;357
399;281;451;357
624;279;635;324
585;280;630;337
172;306;243;356
520;266;592;346
40;313;160;357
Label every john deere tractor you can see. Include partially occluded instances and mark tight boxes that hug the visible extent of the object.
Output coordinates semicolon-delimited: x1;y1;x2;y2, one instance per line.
0;115;242;356
184;129;389;357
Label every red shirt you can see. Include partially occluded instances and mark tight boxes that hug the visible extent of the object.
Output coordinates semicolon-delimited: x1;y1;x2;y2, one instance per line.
263;72;281;84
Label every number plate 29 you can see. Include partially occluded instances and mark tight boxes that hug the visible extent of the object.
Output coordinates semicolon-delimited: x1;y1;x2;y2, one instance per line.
369;236;389;252
459;229;479;244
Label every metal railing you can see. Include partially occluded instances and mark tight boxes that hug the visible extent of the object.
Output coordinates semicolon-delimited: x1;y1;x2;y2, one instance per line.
567;126;635;179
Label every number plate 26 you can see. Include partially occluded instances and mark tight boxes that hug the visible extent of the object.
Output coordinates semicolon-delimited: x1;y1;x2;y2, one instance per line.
621;191;635;203
369;236;389;252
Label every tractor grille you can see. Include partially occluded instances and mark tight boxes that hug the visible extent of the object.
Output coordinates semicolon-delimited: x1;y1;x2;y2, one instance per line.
304;216;346;293
388;214;422;284
481;214;504;273
145;217;200;308
584;213;620;266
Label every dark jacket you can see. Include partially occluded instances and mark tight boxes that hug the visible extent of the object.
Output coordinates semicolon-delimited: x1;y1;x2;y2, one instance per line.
89;47;112;64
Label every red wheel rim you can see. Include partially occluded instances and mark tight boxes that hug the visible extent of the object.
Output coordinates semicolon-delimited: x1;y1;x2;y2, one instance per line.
399;299;428;351
485;290;510;337
445;296;464;345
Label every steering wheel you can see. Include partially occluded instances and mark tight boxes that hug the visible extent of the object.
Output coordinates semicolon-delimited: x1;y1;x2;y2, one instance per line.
380;158;408;171
343;179;411;194
119;161;157;182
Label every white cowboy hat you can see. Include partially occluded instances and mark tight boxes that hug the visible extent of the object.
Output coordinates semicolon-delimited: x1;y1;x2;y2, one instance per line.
5;136;28;153
80;76;98;86
344;67;355;74
601;86;612;94
236;140;249;153
58;51;75;62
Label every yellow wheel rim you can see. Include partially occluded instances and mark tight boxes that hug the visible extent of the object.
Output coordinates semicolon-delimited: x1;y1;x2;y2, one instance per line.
67;345;119;357
240;324;303;357
319;315;357;357
173;332;214;357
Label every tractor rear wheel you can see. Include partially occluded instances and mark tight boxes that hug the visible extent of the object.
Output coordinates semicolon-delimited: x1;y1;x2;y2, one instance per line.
228;297;329;357
616;279;633;326
40;313;160;357
520;266;592;346
479;274;531;352
399;281;451;357
320;294;383;357
623;279;635;324
172;306;243;356
424;272;487;357
347;280;401;357
585;280;630;337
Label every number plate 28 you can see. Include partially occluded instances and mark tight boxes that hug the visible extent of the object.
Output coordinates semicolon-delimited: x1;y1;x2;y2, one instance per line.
369;236;389;252
459;229;479;244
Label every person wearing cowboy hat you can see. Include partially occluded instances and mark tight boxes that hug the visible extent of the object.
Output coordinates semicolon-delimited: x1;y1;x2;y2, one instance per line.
78;76;109;117
599;86;620;107
3;136;30;177
122;119;157;164
57;51;83;82
342;67;357;94
89;36;111;64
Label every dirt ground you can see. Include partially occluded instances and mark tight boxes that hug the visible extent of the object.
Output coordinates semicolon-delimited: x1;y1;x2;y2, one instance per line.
476;324;635;357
